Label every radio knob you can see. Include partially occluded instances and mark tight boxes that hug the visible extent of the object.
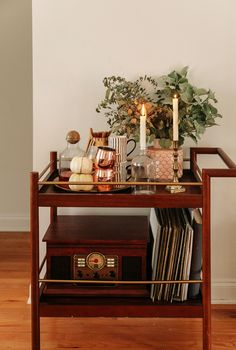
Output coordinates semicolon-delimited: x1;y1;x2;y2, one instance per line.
77;270;83;278
109;270;116;278
93;272;100;279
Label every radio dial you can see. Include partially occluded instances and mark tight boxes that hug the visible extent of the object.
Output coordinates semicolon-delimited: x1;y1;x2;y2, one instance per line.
86;252;106;270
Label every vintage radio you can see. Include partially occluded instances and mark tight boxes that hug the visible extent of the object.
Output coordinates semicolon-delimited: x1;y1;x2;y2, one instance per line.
43;215;150;297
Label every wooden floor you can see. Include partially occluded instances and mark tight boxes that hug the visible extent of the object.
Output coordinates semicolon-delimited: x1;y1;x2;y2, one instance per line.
0;233;236;350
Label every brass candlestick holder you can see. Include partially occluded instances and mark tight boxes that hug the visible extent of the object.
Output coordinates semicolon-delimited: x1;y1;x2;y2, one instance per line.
166;141;185;193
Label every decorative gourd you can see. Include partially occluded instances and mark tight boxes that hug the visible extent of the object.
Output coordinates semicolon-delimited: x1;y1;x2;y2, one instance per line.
70;156;93;174
69;173;93;191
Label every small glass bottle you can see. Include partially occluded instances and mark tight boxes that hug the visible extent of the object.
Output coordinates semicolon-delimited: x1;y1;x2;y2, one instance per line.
131;148;157;194
59;130;85;180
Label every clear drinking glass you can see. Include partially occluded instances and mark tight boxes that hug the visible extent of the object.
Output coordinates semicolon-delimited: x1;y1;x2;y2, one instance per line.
131;149;158;194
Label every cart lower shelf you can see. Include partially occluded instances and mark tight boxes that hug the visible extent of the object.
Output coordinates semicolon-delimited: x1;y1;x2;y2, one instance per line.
39;293;202;318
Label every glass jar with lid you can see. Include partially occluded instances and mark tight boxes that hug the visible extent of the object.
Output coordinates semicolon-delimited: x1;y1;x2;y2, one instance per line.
59;130;85;180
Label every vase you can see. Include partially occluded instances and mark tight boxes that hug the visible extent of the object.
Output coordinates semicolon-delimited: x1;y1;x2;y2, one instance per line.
147;139;183;181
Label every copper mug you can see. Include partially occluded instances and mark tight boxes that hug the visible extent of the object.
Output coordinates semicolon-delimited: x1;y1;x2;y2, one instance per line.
94;168;114;192
95;146;116;169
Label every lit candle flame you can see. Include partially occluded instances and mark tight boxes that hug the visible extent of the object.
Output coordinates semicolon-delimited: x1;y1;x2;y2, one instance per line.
141;103;146;116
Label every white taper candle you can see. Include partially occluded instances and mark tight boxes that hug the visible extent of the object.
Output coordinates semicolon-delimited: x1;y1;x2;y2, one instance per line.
140;104;146;150
172;95;179;141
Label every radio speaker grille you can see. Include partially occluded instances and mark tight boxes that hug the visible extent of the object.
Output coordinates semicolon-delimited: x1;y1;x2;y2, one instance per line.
50;256;71;279
122;256;142;281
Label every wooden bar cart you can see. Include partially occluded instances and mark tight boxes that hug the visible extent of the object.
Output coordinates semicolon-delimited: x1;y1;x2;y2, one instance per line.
30;147;236;350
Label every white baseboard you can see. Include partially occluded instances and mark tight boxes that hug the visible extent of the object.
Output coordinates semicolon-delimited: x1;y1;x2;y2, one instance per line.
0;215;29;231
212;279;236;304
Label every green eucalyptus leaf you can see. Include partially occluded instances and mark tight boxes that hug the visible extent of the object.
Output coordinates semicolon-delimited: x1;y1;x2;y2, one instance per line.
194;95;201;103
203;104;211;115
207;120;218;126
180;86;193;103
209;104;217;115
196;88;208;96
168;70;178;81
193;120;205;135
180;66;189;77
161;96;173;105
178;135;185;146
189;134;198;143
179;77;188;84
179;82;188;91
208;89;215;100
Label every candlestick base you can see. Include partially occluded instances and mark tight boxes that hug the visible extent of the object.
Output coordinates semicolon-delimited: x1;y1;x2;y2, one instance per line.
165;140;185;193
165;184;186;194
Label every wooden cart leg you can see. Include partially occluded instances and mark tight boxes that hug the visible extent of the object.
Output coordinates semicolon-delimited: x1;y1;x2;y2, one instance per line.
50;151;57;223
30;172;40;350
31;295;40;350
202;170;211;350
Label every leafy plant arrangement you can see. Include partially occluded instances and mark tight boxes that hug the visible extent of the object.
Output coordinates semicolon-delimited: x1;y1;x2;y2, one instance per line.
154;67;222;147
96;67;222;148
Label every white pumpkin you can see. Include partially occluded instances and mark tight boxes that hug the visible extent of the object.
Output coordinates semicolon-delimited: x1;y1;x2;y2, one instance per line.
69;173;94;191
70;156;93;174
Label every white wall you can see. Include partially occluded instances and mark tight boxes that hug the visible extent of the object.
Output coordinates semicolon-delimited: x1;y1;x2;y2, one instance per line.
33;0;236;302
0;0;32;231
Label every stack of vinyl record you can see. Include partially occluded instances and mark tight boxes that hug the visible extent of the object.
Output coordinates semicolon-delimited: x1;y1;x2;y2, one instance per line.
149;208;202;303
